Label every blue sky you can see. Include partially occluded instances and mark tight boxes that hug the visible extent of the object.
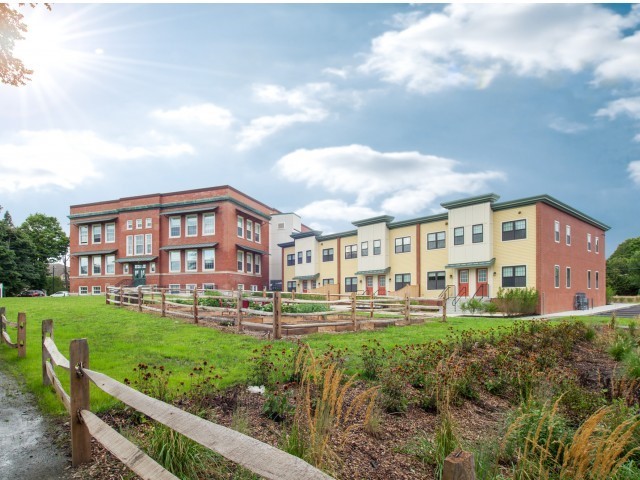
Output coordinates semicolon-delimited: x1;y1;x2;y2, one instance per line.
1;3;639;256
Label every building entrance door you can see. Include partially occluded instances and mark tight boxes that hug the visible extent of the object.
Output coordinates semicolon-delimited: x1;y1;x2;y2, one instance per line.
476;268;488;297
458;269;469;297
133;264;146;287
378;275;386;296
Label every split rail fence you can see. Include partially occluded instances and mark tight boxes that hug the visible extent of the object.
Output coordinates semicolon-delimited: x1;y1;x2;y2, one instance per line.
106;286;445;339
41;319;333;480
0;307;26;358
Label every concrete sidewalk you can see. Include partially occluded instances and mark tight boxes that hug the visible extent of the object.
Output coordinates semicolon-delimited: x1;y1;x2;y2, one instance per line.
446;303;639;320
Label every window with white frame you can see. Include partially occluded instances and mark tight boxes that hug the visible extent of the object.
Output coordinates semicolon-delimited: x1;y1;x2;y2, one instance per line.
246;252;253;273
134;234;144;255
126;220;133;230
595;237;599;254
237;284;244;291
79;256;88;276
246;219;253;241
587;270;592;289
554;221;560;242
203;213;215;235
92;224;101;244
145;234;152;254
92;286;101;295
106;255;115;274
185;250;197;272
203;283;215;290
169;284;180;294
186;284;196;293
169;251;181;272
126;235;133;256
123;264;129;274
251;285;258;292
203;249;215;270
92;256;101;275
237;216;244;237
237;251;244;272
145;218;152;228
255;223;261;243
169;217;181;238
186;215;198;237
255;254;261;274
554;265;560;288
566;267;571;288
587;233;592;252
105;223;115;243
79;286;88;295
566;225;571;245
596;271;599;289
136;219;142;229
150;262;156;273
79;225;88;245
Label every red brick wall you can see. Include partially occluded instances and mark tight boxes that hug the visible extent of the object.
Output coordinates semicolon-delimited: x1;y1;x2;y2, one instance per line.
536;202;606;314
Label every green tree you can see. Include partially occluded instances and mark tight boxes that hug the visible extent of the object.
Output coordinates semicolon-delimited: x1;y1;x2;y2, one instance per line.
19;213;69;263
607;237;640;296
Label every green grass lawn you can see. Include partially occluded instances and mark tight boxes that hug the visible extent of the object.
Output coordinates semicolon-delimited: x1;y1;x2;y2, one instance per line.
0;296;620;416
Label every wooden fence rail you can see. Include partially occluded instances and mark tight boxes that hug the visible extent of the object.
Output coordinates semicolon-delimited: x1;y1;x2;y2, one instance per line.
41;320;333;480
0;307;26;358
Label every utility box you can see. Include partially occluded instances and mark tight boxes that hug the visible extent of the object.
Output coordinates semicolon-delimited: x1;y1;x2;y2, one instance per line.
574;292;588;310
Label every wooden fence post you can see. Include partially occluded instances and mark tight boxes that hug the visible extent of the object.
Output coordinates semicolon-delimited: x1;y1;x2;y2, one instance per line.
119;286;124;307
351;292;357;331
17;312;26;358
404;295;410;323
193;289;199;324
442;299;447;323
42;319;53;386
161;290;166;317
137;286;142;312
105;288;109;305
442;450;475;480
263;287;267;298
70;339;91;467
370;292;374;320
273;291;282;340
0;306;5;336
236;289;243;332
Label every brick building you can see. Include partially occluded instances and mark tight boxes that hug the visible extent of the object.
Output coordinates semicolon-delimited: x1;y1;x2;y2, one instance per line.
69;186;286;295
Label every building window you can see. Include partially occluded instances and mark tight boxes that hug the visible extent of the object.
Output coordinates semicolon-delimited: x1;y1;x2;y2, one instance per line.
237;284;244;291
427;231;445;250
123;264;129;274
237;251;244;272
185;215;197;237
323;278;334;285
168;284;180;294
587;233;592;252
587;270;592;289
566;267;571;288
79;256;88;276
126;235;133;256
79;286;88;295
145;234;152;255
306;250;312;263
554;221;560;243
287;281;296;292
203;283;215;290
595;237;599;254
203;249;215;271
145;218;152;228
373;239;381;255
134;234;144;255
502;265;526;287
246;252;253;273
92;256;101;275
186;284;196;293
395;273;411;291
136;219;142;229
169;251;181;272
106;255;115;275
185;250;197;272
105;223;115;243
566;225;571;246
92;225;101;244
427;271;446;290
502;220;526;241
255;254;261;274
345;277;358;293
554;265;560;288
454;227;464;245
251;285;258;292
297;251;303;264
126;220;133;230
237;216;244;238
79;226;88;245
169;217;181;238
246;220;253;241
92;286;101;295
322;248;334;262
150;262;156;273
395;236;411;253
278;222;285;230
203;213;215;235
345;245;357;259
472;224;483;243
286;254;295;266
255;223;261;243
596;271;599;289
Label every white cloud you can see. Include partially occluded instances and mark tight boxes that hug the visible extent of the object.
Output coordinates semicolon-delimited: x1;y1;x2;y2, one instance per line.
296;199;379;223
322;67;349;79
151;103;234;128
0;130;193;193
595;97;640;120
361;4;640;93
629;161;640;185
275;144;505;217
549;117;588;134
252;83;333;109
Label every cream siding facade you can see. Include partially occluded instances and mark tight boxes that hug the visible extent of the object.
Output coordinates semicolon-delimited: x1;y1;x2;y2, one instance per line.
421;220;450;299
388;225;417;292
318;238;339;286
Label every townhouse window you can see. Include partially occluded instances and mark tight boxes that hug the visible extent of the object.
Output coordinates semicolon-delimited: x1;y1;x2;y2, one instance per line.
79;226;88;245
427;231;445;250
123;264;129;274
145;218;152;229
126;235;133;256
566;267;571;288
395;273;411;291
237;251;244;272
595;237;599;254
136;219;142;229
134;234;144;255
373;239;381;255
92;225;101;244
106;255;115;275
472;224;483;243
237;216;244;238
79;256;88;276
287;254;295;266
251;285;259;292
203;249;215;271
345;244;357;259
554;221;560;243
186;284;196;293
186;215;198;237
105;223;115;243
595;271;599;289
587;233;592;252
306;250;312;263
246;220;253;241
246;252;253;273
566;225;571;246
322;248;334;262
502;220;526;241
454;227;464;245
587;270;592;289
237;284;245;292
323;278;334;285
150;262;156;273
345;277;358;292
169;251;181;272
287;281;296;292
255;223;261;243
169;217;181;238
185;250;197;272
502;265;526;287
126;220;133;230
255;255;261;274
203;213;215;235
145;234;152;255
278;223;285;230
203;283;215;291
92;286;101;295
168;284;180;294
427;271;446;290
361;241;369;257
395;236;411;253
554;265;560;288
92;256;101;275
79;286;88;295
297;251;303;264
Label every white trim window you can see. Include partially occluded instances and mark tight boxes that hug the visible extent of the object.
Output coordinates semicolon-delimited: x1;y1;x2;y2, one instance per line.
92;224;101;244
79;226;89;245
123;264;129;274
79;286;88;295
246;252;253;273
150;262;156;273
169;217;181;238
251;285;258;292
203;283;215;290
92;256;101;275
186;215;198;237
237;216;244;238
145;218;152;228
106;255;115;275
169;284;180;294
92;286;101;295
169;251;181;272
566;267;571;288
203;249;215;271
566;225;571;246
554;221;560;243
134;234;144;255
203;213;215;235
145;234;152;255
79;256;89;276
255;223;261;243
595;236;599;254
554;265;560;288
246;219;253;241
587;270;592;289
126;235;133;256
126;220;133;230
237;251;244;272
105;223;115;243
255;254;261;274
596;271;600;289
587;233;592;252
185;250;198;272
186;284;196;293
136;219;142;229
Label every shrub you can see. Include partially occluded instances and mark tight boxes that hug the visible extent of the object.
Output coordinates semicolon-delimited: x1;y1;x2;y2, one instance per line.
461;298;484;314
146;424;213;480
262;389;292;422
495;287;539;316
360;342;386;381
609;334;634;361
482;301;500;316
380;366;408;414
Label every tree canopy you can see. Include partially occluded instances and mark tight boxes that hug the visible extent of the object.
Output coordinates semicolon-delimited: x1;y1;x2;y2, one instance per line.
607;237;640;296
0;4;32;86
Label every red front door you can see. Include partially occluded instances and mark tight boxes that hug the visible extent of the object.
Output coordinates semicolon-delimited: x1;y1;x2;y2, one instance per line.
378;275;386;296
458;269;469;296
477;268;488;297
365;276;374;295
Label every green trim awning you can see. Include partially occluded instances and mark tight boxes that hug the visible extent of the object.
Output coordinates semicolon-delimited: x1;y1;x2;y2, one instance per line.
71;249;117;256
236;244;268;256
160;205;219;216
293;274;320;281
355;267;391;275
445;258;495;269
116;256;157;263
70;216;118;225
160;242;218;251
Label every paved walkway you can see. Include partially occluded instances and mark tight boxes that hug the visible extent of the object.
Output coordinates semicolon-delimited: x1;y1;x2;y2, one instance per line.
0;365;70;480
446;303;640;320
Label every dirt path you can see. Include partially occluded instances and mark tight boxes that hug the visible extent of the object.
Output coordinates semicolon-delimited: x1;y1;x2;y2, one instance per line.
0;366;70;480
